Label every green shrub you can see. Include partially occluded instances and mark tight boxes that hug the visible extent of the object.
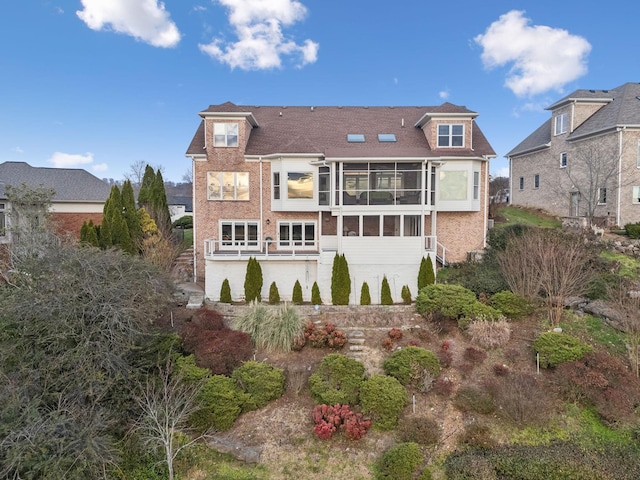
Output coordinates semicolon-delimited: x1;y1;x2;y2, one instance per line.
190;375;248;432
360;374;407;430
244;257;263;303
415;284;477;319
172;215;193;229
231;361;286;412
381;275;393;305
311;281;322;305
331;253;351;305
292;280;303;304
383;346;440;389
459;302;502;329
439;259;508;297
418;256;435;290
401;285;412;304
174;354;210;382
268;281;280;305
625;222;640;239
360;282;371;305
489;290;533;319
533;331;592;368
375;442;423;480
308;354;366;405
220;278;232;303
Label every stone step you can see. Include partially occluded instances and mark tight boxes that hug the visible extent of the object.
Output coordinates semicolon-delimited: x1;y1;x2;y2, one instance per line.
349;345;364;352
349;338;365;345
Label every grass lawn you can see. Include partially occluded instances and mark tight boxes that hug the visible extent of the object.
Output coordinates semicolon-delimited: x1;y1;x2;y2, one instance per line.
494;205;562;229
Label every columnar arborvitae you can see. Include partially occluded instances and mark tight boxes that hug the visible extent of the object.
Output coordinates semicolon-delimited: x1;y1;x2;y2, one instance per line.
269;281;281;305
137;165;156;208
311;281;322;305
360;282;371;305
121;180;142;252
381;275;393;305
292;280;303;304
401;285;412;305
418;256;435;291
100;185;123;248
220;278;232;303
331;253;351;305
152;169;171;234
244;257;263;303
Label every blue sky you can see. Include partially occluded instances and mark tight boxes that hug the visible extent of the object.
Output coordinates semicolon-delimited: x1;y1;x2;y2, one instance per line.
1;1;638;183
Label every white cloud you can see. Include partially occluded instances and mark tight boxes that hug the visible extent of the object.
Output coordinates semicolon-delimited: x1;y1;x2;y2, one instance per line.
439;90;450;100
77;0;180;48
474;10;591;97
48;152;95;168
12;146;24;154
199;0;318;70
92;163;109;172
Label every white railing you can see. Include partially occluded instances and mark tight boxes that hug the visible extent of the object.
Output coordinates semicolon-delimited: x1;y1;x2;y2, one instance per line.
204;238;320;259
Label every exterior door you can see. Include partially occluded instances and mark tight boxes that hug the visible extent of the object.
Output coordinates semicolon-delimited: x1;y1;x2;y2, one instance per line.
570;192;580;216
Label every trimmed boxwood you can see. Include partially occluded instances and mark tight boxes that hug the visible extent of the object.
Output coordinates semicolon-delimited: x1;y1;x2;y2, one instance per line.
231;361;286;412
375;442;423;480
533;331;592;368
189;375;248;432
360;374;407;430
416;284;477;319
308;354;366;405
383;346;440;387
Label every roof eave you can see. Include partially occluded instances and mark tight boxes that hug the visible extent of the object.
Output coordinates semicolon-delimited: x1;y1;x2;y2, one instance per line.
414;111;479;128
198;110;259;127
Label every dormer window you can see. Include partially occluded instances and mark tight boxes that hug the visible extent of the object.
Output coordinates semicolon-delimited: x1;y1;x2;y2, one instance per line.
214;122;239;147
554;114;567;135
437;124;464;147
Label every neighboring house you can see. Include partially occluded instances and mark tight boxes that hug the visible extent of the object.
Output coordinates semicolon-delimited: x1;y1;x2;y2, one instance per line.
168;195;193;224
186;102;495;304
507;82;640;228
0;161;111;243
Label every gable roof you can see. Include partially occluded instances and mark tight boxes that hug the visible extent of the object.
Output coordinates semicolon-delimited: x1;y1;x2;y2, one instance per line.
186;103;495;159
508;82;640;157
0;161;111;203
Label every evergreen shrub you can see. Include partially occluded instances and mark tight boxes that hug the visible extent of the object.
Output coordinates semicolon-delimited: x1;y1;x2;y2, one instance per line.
533;332;592;368
268;281;280;305
625;222;640;239
360;374;407;430
311;281;322;305
360;282;371;305
381;275;393;305
383;346;440;389
308;354;366;405
189;375;248;432
219;278;232;303
401;285;412;304
489;290;533;319
292;280;303;304
231;361;286;412
375;442;423;480
243;257;263;303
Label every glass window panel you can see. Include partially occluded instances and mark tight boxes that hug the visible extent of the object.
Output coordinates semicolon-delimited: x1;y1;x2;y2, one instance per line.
207;172;221;200
292;224;303;245
383;215;400;236
236;172;249;200
279;224;290;246
347;134;365;142
633;186;640;204
343;216;359;236
304;224;315;245
234;224;245;245
378;133;397;142
288;172;313;199
404;215;420;236
248;223;258;246
273;172;280;200
439;170;468;201
221;223;232;245
363;216;379;236
222;172;235;200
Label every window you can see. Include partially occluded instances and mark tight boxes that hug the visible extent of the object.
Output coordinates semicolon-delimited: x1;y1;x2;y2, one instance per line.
342;214;421;237
633;186;640;204
637;140;640;168
534;174;540;189
437;124;464;147
554;113;567;135
347;134;365;142
597;187;607;205
213;122;238;147
220;221;258;248
519;177;524;190
273;172;280;200
0;202;6;237
377;133;397;142
560;152;567;168
473;171;480;200
318;166;330;205
342;162;421;205
279;221;316;248
439;170;468;201
207;172;249;200
287;172;313;199
363;216;380;236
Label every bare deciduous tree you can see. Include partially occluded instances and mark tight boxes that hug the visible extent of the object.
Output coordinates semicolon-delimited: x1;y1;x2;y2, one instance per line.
609;279;640;376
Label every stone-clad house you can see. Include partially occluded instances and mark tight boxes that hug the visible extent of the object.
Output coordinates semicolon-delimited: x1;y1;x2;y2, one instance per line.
185;102;495;304
507;82;640;228
0;161;110;244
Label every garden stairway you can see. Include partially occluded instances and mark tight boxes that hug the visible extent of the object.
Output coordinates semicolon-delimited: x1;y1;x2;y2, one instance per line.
347;330;366;361
171;246;194;283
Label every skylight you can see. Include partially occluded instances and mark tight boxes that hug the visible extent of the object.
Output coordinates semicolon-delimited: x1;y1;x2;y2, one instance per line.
347;134;365;143
378;133;397;142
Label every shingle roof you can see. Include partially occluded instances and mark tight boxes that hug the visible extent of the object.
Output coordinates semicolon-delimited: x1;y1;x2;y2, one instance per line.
0;162;111;202
508;83;640;157
186;103;495;159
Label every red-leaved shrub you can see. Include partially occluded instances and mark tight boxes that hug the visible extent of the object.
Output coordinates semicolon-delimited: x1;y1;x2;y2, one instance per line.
301;322;347;349
193;329;252;375
311;404;371;440
388;328;403;340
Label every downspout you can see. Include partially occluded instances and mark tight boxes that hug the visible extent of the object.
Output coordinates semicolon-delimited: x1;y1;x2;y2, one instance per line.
191;157;197;282
617;127;624;227
483;158;489;248
259;157;264;247
508;156;512;205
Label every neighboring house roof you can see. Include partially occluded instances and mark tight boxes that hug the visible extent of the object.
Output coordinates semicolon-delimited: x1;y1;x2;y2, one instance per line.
508;82;640;157
186;103;495;159
0;161;111;203
167;195;193;213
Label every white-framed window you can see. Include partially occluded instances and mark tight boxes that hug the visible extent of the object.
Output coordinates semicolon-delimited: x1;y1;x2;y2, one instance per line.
287;172;313;199
437;124;464;147
554;113;567;135
207;172;249;201
439;170;468;201
473;171;480;200
633;186;640;204
637;140;640;168
519;176;524;190
597;187;607;205
0;202;6;237
273;172;280;200
534;174;540;189
342;214;421;237
560;152;567;168
220;221;259;248
278;221;316;248
318;166;330;205
213;122;238;147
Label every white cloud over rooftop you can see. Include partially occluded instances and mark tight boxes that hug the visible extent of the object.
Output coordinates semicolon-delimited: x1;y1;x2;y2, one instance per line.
76;0;181;48
475;10;591;97
48;152;95;169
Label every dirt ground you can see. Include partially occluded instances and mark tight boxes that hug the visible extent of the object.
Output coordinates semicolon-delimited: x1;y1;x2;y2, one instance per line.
158;302;545;479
